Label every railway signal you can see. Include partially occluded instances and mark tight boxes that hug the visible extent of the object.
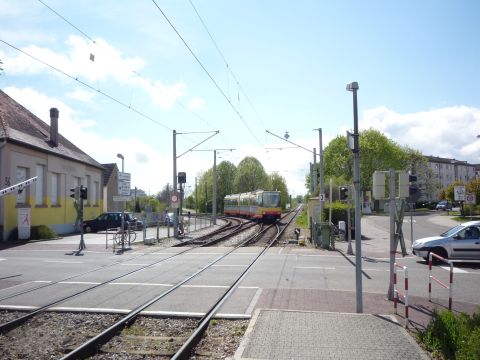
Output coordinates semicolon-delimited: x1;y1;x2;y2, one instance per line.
339;186;349;200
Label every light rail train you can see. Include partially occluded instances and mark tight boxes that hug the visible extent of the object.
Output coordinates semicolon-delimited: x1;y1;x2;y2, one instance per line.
224;189;282;222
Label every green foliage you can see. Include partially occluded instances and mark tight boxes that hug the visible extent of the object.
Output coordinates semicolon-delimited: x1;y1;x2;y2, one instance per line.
319;129;426;193
8;225;57;241
268;172;289;209
419;309;480;359
322;201;352;225
295;208;308;228
234;156;269;192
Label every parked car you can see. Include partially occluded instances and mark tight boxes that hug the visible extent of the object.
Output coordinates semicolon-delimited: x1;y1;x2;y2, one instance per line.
435;200;452;211
412;221;480;261
165;212;174;226
83;212;142;233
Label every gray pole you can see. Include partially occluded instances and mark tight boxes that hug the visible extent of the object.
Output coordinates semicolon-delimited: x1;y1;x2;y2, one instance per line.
212;150;217;225
195;177;198;215
351;84;363;313
173;130;178;238
347;195;353;254
120;157;125;251
312;147;317;195
387;168;396;300
316;129;324;222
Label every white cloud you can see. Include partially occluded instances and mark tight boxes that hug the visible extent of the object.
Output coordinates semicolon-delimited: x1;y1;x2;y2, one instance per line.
2;35;188;110
3;86;173;193
65;88;96;103
187;97;206;111
361;106;480;163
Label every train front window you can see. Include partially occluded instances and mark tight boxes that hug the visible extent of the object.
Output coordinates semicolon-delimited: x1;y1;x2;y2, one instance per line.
263;192;280;207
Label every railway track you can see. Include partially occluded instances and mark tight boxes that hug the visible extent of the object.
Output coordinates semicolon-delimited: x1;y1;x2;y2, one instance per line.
0;210;301;359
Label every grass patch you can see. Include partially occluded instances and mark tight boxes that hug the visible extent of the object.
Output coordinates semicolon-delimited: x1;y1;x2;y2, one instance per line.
418;309;480;359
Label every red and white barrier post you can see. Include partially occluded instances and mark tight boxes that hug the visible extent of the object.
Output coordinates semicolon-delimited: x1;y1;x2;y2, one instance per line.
428;252;454;310
393;262;409;328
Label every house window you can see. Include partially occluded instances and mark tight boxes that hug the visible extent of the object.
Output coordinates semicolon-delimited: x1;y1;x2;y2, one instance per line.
35;164;45;205
16;167;28;204
92;180;98;205
51;173;59;206
86;175;91;204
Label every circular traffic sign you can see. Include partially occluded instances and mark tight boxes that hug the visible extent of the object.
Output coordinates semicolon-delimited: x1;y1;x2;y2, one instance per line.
171;194;179;203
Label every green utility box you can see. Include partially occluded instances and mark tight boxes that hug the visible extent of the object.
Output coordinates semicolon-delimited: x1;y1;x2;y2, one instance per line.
314;223;333;249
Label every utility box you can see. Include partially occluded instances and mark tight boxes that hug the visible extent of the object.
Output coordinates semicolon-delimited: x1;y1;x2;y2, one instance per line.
315;223;332;249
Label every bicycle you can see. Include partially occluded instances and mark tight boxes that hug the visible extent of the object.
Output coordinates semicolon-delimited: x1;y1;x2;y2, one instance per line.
113;228;136;245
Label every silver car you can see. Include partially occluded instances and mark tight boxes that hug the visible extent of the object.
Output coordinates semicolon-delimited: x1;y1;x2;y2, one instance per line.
412;221;480;261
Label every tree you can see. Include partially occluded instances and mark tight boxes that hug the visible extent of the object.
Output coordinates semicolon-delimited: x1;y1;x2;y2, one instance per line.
318;129;426;192
233;156;269;192
215;161;237;213
268;172;289;208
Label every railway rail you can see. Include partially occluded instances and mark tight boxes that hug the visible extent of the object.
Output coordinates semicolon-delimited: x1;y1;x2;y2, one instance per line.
0;208;300;359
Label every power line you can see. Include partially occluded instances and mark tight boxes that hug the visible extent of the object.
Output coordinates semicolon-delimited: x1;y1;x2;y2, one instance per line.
0;39;171;131
188;0;266;129
150;0;262;146
35;0;215;129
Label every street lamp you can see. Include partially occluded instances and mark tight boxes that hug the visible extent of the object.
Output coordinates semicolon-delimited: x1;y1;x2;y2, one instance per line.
117;153;125;250
346;81;363;313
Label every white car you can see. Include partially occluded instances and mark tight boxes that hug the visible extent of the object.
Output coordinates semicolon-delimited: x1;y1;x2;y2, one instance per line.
412;221;480;261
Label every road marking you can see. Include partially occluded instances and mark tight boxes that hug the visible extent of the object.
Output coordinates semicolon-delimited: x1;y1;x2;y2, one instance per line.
181;284;229;289
212;264;248;267
110;282;173;287
295;266;336;270
246;288;263;315
120;263;152;266
59;281;100;285
33;280;53;283
44;260;83;264
441;266;469;274
0;258;7;261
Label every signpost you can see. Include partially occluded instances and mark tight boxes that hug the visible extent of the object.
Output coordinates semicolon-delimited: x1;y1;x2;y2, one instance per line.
118;172;131;196
454;186;466;202
171;192;180;209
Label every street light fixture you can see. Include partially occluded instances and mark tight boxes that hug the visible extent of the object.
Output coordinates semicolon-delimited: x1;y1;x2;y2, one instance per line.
346;81;363;313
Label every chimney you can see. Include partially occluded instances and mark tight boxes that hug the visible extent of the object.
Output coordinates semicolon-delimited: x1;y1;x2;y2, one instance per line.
50;108;59;147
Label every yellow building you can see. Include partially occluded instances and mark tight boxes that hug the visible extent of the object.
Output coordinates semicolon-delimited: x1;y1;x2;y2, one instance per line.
0;90;104;240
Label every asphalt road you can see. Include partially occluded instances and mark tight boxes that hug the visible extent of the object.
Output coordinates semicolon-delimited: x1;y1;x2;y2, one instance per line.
0;212;479;318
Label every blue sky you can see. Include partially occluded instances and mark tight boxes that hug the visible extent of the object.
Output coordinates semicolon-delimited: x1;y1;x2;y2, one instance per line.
1;0;480;196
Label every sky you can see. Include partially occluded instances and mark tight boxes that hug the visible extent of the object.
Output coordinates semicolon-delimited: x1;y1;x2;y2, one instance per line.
1;0;480;197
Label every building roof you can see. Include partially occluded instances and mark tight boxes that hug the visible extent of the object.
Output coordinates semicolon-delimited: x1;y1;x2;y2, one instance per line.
0;90;103;170
426;155;472;166
101;163;117;186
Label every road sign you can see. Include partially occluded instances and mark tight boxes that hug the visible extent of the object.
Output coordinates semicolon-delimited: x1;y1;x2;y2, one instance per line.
171;192;180;209
118;172;131;196
465;193;476;205
113;195;131;202
454;186;466;201
319;193;325;202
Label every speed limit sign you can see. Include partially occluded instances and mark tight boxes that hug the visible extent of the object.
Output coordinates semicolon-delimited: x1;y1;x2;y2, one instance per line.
171;192;180;208
465;193;476;205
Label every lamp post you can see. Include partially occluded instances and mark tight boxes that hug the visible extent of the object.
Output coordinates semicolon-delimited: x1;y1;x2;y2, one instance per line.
346;81;363;313
117;153;125;251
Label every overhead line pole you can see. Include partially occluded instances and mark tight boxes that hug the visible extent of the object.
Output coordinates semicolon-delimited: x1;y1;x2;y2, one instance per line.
173;130;219;238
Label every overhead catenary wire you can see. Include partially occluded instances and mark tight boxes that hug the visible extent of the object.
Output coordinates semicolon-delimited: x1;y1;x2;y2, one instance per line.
35;0;215;129
150;0;263;146
188;0;266;129
0;39;171;131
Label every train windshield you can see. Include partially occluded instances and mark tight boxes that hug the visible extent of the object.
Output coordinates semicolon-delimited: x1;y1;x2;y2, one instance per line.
263;192;280;207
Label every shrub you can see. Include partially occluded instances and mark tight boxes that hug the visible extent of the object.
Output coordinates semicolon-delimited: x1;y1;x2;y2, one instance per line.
322;201;353;225
7;225;57;241
419;309;480;359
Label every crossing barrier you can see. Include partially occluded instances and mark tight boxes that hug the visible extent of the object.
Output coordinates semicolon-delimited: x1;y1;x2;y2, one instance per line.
393;262;409;328
428;252;453;310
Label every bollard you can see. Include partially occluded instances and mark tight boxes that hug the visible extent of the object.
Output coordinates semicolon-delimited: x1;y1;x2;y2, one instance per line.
394;262;409;328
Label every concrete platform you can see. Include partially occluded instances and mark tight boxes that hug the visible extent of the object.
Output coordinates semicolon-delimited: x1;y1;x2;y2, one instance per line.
234;309;430;360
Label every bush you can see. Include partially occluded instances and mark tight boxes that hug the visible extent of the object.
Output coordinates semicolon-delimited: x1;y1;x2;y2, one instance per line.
322;201;353;225
7;225;57;241
419;309;480;359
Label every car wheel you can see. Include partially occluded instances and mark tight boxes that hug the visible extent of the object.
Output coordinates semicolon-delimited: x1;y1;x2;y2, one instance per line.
428;247;448;264
85;225;92;233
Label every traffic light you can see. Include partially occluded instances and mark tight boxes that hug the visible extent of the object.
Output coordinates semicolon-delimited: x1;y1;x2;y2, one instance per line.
408;175;419;200
178;172;186;184
339;186;349;200
80;186;88;200
70;187;79;201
